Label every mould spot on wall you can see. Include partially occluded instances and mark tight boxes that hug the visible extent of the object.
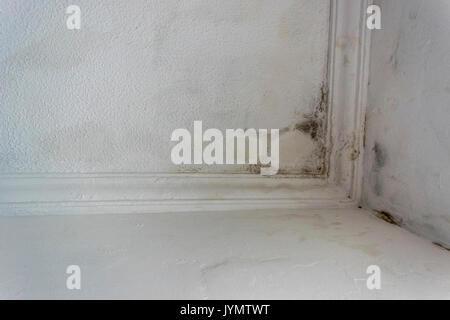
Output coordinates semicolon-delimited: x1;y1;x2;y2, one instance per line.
295;118;319;140
295;82;329;175
276;82;328;176
389;39;400;70
373;177;383;196
371;142;387;196
362;115;367;148
295;83;328;141
335;36;358;50
373;142;387;169
246;164;262;174
279;126;291;136
433;242;450;251
349;148;360;161
376;210;402;227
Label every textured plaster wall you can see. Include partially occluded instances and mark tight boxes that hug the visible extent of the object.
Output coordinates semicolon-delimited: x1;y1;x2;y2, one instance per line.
363;0;450;246
0;0;330;174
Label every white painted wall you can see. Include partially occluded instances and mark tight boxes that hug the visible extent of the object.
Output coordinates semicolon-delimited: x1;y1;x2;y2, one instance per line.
0;0;330;175
363;0;450;246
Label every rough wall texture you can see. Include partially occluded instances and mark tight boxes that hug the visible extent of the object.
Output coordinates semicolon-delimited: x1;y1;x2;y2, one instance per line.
363;0;450;246
0;0;330;174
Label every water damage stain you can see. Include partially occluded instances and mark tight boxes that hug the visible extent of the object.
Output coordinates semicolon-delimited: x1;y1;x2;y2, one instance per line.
376;210;402;227
171;83;329;176
433;242;450;251
373;142;387;169
295;118;320;140
372;142;387;196
288;82;329;176
294;83;328;138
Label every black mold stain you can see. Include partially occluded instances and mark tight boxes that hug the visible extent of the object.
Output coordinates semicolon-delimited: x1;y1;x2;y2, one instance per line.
362;114;367;148
246;164;261;174
279;126;291;135
295;118;319;140
372;142;387;196
294;82;328;142
376;210;402;226
373;142;387;169
276;82;329;176
300;83;329;175
433;242;450;251
389;38;400;70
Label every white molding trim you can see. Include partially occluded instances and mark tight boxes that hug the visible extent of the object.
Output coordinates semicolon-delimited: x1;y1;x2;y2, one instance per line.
327;0;372;203
0;1;371;216
350;0;373;203
0;174;355;215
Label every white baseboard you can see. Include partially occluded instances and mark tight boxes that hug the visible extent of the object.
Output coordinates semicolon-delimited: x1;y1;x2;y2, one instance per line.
0;174;355;215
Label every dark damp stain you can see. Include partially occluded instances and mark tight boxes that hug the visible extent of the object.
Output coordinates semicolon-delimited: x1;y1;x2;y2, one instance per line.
295;118;319;140
376;210;402;227
278;82;329;176
372;142;387;195
373;177;383;196
373;142;387;169
317;82;328;113
246;164;261;174
279;126;291;135
433;242;450;251
294;82;328;142
372;142;387;194
362;115;367;148
389;39;400;70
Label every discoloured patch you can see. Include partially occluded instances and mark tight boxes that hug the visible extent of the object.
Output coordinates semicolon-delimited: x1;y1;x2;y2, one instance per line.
295;118;320;140
348;243;381;258
376;210;402;227
362;114;367;148
246;164;262;174
372;142;387;196
335;36;358;50
349;148;360;161
269;82;329;176
389;39;401;70
200;256;287;277
295;83;328;140
373;142;387;168
433;242;450;252
294;82;329;175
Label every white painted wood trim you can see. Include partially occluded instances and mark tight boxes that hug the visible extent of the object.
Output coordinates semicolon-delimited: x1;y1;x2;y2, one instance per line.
350;0;373;203
0;174;354;215
327;0;372;203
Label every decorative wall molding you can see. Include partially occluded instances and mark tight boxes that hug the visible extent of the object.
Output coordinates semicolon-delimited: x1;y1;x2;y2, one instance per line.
0;174;354;215
0;0;371;215
327;0;372;203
